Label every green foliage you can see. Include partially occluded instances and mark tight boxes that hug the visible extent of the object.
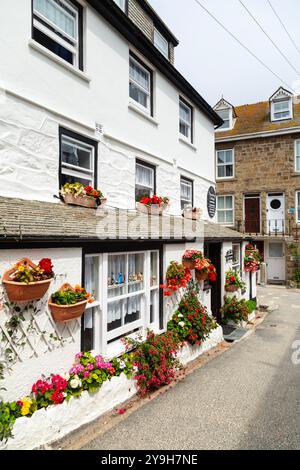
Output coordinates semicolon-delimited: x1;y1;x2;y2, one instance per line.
225;270;246;290
246;300;257;313
220;296;250;324
51;289;87;305
0;401;21;443
167;282;217;345
292;268;300;285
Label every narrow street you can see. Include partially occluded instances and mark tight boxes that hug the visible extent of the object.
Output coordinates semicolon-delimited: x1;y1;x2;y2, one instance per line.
80;286;300;450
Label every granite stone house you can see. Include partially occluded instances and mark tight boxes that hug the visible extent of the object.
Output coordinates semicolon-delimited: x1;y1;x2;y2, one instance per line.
214;87;300;284
0;0;252;448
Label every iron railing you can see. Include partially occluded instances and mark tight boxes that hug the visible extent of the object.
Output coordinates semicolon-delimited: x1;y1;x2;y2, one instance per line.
234;219;299;239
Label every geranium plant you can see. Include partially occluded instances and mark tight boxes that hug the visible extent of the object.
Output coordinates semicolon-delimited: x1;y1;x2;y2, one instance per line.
139;195;169;206
167;282;217;345
51;284;93;305
10;258;54;284
244;253;260;273
225;270;246;291
182;250;203;262
220;296;250;324
160;261;191;296
60;182;104;200
195;258;217;282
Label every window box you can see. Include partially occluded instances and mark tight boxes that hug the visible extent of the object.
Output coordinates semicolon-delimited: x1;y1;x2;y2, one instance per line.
136;196;169;216
182;208;201;220
48;283;91;323
2;258;54;303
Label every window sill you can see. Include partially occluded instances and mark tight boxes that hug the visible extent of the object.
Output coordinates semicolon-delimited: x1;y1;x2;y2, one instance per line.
291;172;300;177
128;102;159;126
28;39;91;83
179;136;197;151
216;177;236;182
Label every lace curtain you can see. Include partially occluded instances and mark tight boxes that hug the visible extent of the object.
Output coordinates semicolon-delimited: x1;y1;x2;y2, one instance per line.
33;0;77;40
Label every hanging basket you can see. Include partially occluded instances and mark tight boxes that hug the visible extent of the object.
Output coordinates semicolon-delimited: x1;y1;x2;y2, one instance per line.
225;284;240;293
136;202;168;216
62;193;107;209
195;271;209;281
182;259;196;270
2;258;53;303
48;283;88;323
245;249;255;256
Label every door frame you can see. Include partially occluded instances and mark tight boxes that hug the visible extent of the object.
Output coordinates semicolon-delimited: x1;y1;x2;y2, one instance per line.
266;192;285;234
204;242;222;323
266;240;286;283
243;193;261;233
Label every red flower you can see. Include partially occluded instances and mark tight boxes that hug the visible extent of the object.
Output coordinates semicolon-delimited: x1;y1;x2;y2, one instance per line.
51;390;65;405
38;258;53;275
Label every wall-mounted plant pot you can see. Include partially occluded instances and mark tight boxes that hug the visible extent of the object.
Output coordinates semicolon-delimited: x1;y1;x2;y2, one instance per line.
225;285;239;293
195;271;209;281
182;260;196;270
136;202;168;216
2;258;53;302
245;249;255;256
48;283;88;323
62;194;107;209
182;209;200;220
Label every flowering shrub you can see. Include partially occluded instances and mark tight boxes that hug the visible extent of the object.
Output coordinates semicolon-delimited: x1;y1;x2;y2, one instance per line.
182;250;203;262
51;285;94;305
195;258;217;281
60;182;104;200
12;258;54;284
167;282;217;345
244;254;260;273
123;331;180;397
220;296;250;324
225;270;246;290
160;261;191;296
139;195;169;206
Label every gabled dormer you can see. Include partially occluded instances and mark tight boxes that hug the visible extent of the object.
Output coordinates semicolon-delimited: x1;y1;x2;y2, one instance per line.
269;87;293;122
214;98;236;132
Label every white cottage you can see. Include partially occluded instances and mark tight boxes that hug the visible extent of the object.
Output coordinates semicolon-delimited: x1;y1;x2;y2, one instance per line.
0;0;253;448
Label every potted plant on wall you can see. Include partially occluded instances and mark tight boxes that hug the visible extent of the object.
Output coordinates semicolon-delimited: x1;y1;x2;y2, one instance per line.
194;258;217;282
220;295;250;325
48;284;94;323
225;270;246;292
136;195;169;216
182;206;201;220
2;258;54;302
182;250;203;270
60;183;107;209
160;261;191;296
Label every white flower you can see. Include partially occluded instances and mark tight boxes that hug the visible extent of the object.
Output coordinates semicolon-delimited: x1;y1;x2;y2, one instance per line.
119;361;126;369
178;321;185;327
178;314;184;318
70;378;81;389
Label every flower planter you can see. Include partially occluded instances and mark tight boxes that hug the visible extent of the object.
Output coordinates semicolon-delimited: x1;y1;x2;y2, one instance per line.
225;284;240;293
48;283;88;323
62;193;107;209
195;271;209;281
2;258;53;302
136;202;168;216
182;259;196;270
182;209;200;220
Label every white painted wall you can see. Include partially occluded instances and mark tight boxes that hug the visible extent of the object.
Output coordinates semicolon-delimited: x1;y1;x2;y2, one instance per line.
0;0;216;219
0;248;82;401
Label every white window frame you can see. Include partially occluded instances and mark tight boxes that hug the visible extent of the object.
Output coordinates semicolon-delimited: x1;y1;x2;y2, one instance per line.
296;191;300;224
216;149;234;180
216;108;233;132
271;98;293;121
180;177;193;209
232;243;241;272
217;195;234;226
113;0;126;12
32;0;80;68
129;55;152;115
154;28;169;59
85;250;160;358
135;161;155;199
179;99;193;142
60;133;95;186
295;140;300;172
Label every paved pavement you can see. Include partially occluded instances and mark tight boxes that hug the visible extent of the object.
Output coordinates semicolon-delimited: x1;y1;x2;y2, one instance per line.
81;286;300;450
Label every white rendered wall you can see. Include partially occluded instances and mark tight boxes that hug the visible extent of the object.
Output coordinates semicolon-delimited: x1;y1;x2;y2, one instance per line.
0;248;82;401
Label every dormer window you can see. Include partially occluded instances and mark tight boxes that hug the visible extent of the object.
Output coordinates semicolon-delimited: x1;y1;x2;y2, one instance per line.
113;0;126;12
154;29;169;59
270;87;293;122
213;98;235;132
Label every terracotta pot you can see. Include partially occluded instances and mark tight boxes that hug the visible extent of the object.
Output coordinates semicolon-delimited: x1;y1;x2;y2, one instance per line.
48;283;88;323
62;194;107;209
2;258;53;302
225;284;239;292
182;259;196;270
195;271;209;281
136;202;168;216
182;209;200;220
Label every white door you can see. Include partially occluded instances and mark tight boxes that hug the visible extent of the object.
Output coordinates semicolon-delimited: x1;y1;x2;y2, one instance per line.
266;193;285;233
267;242;285;282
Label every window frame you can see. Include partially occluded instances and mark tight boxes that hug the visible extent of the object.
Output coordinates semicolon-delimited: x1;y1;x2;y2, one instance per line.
295;140;300;173
153;28;169;59
135;159;156;201
31;0;84;71
59;127;98;189
217;194;234;226
232;243;241;273
180;176;194;209
271;98;293;121
296;191;300;224
129;53;153;116
215;108;233;132
179;97;193;143
216;148;235;180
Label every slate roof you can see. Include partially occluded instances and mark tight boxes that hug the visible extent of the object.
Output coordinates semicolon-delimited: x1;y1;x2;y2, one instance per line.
216;98;300;139
0;197;246;244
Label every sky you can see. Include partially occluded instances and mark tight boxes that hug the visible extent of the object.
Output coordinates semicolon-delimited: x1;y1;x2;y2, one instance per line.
148;0;300;108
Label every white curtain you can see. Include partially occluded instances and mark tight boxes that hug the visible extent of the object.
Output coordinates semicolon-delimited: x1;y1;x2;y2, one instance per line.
34;0;77;40
130;59;149;91
136;164;153;188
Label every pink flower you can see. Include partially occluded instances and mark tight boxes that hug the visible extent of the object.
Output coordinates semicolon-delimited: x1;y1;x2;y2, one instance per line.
116;408;126;415
86;363;94;371
75;352;83;359
83;371;90;378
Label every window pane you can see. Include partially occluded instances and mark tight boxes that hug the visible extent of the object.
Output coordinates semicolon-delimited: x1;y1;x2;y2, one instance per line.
225;210;233;223
113;0;126;11
150;251;158;287
130;59;150;92
150;290;158;324
217;211;225;223
217;166;225;178
225;196;233;209
107;299;123;331
85;256;98;300
125;295;142;325
154;29;169;58
179;102;191;123
108;255;126;298
61;172;92;187
129;83;148;108
225;150;233;163
179;122;189;138
136;164;154;188
217;151;226;164
33;0;77;40
217;109;230;129
33;27;74;64
128;253;144;293
225;165;233;177
274;100;289;112
296;156;300;172
181;180;192;200
62;137;93;170
217;196;225;210
269;243;283;258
